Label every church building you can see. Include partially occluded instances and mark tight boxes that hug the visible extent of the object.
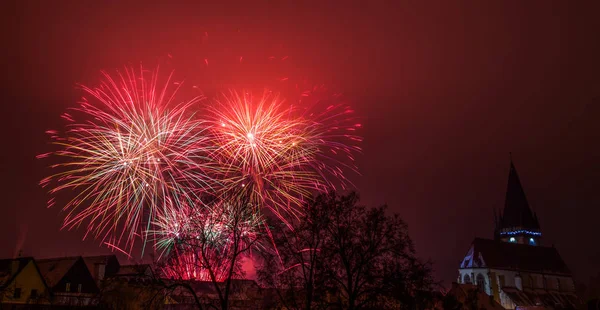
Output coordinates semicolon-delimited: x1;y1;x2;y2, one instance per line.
457;160;579;309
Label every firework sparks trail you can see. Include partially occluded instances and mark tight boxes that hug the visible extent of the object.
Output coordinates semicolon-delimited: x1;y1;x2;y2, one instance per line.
39;66;217;255
293;85;363;191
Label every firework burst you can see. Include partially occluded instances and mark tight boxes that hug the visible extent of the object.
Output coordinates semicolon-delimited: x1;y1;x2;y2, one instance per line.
206;91;316;226
206;89;361;228
39;66;216;254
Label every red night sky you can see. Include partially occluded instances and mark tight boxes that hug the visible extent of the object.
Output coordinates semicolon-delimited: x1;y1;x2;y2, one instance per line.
2;1;600;286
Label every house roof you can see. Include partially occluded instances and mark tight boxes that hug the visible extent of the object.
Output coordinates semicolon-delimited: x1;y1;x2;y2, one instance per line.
0;257;35;288
36;256;80;288
83;255;117;267
462;238;570;274
82;255;119;279
502;287;579;309
114;264;151;276
497;160;540;233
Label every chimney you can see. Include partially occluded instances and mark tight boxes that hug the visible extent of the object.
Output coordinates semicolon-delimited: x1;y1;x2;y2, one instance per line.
515;274;523;291
10;260;20;276
95;264;106;280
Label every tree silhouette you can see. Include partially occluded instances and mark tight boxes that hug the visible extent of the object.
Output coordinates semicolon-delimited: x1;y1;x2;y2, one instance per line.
159;195;264;310
258;192;433;309
258;193;332;309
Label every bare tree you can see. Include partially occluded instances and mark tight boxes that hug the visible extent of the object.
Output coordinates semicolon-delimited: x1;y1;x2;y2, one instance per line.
322;192;431;309
258;192;433;310
159;195;264;310
99;273;166;310
257;194;332;310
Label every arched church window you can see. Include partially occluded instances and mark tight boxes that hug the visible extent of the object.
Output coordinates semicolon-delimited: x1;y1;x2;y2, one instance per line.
476;274;486;290
464;274;471;284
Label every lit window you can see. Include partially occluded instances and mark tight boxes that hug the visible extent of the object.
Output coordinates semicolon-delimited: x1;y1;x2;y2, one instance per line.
65;283;71;292
529;238;536;245
509;237;516;242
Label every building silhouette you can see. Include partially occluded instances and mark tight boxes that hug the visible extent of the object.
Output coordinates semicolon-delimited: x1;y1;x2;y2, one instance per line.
457;160;579;309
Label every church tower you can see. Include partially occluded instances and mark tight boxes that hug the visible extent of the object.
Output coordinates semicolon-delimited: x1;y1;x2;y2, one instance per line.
457;158;579;309
494;159;542;245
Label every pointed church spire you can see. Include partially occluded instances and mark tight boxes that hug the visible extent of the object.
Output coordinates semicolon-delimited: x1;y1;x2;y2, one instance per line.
496;157;542;244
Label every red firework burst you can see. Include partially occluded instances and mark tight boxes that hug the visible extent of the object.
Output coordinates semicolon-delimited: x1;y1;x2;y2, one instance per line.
206;89;361;228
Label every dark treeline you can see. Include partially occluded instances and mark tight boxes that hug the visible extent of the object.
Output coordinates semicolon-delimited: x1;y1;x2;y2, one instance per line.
7;192;436;310
257;191;435;310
